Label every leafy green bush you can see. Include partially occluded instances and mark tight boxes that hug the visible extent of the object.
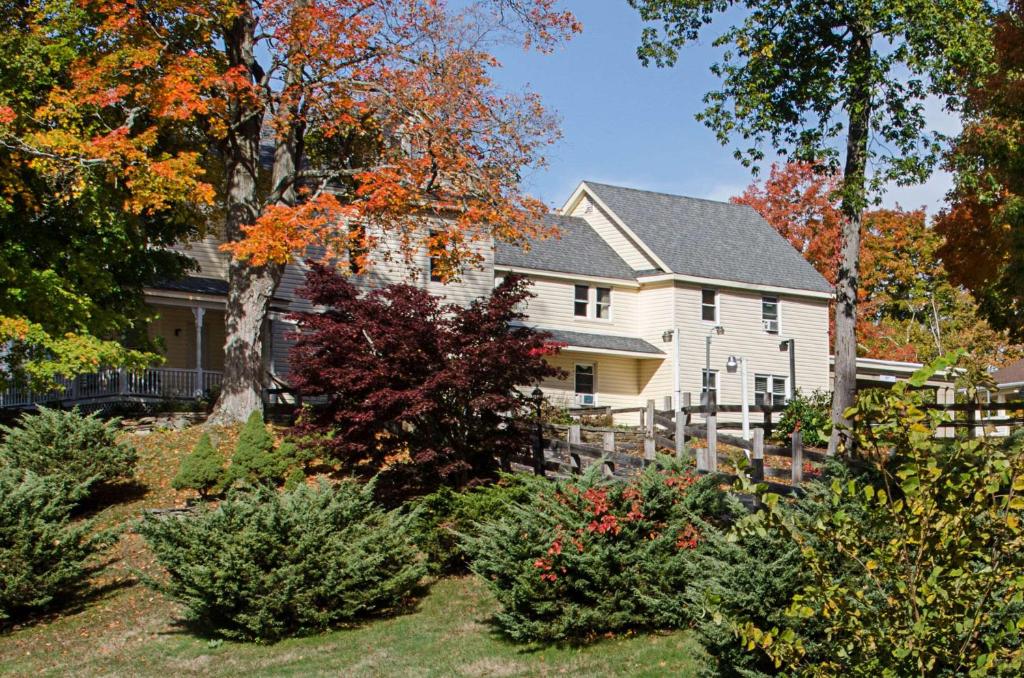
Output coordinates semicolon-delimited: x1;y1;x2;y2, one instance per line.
0;407;137;494
732;356;1024;676
464;458;741;642
138;480;425;642
227;411;288;485
774;389;832;447
409;473;548;574
172;433;224;498
0;467;116;624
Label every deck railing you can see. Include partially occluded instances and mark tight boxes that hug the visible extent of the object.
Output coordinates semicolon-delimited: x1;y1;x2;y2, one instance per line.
0;367;223;409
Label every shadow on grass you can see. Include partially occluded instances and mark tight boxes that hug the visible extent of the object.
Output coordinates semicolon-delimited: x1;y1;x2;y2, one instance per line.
0;560;137;636
154;579;434;645
74;479;150;518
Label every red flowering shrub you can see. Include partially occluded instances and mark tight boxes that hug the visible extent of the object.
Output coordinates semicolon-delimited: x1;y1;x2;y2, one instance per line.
464;458;741;642
287;265;562;497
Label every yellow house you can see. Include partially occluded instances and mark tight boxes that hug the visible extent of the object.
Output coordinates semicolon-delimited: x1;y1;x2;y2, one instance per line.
1;181;833;416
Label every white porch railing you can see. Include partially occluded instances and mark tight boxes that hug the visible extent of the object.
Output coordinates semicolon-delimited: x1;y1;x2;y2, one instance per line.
0;367;223;409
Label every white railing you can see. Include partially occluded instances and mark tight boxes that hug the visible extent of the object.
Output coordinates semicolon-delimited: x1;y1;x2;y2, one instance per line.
0;368;223;409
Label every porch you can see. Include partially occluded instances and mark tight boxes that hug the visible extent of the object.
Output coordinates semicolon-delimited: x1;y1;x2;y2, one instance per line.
0;367;224;410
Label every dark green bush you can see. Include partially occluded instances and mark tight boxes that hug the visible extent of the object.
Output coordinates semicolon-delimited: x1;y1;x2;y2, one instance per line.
0;467;116;624
138;480;425;642
464;457;741;642
227;411;288;485
172;433;224;498
0;407;136;494
774;389;832;447
409;473;548;574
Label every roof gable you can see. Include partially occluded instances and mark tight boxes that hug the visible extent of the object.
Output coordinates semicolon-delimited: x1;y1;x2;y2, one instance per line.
581;181;833;294
495;213;637;281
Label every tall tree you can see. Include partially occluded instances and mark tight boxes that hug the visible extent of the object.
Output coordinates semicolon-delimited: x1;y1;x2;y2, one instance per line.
12;0;578;422
936;1;1024;339
0;0;207;388
628;0;993;453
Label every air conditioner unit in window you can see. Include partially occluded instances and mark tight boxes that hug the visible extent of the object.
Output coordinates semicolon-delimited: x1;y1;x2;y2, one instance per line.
576;393;596;407
763;319;779;334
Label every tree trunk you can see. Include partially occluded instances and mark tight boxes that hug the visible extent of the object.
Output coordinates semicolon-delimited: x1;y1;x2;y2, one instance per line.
210;3;304;424
828;28;872;456
209;6;282;424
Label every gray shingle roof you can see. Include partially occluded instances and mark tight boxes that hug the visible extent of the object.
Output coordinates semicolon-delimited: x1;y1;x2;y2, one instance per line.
584;181;833;294
153;276;229;295
541;328;664;356
495;213;637;280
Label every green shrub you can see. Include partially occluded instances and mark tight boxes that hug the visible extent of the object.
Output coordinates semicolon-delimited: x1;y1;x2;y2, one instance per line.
138;480;426;642
409;473;548;574
227;411;287;485
464;458;741;642
0;467;117;624
172;433;225;498
0;407;137;494
283;467;306;492
732;356;1024;676
774;389;832;447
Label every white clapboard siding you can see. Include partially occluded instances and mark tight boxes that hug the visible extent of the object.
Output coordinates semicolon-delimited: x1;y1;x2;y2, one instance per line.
517;275;640;335
539;352;645;425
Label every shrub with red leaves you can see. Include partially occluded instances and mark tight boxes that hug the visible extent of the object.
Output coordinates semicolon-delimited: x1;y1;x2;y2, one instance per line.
287;264;562;496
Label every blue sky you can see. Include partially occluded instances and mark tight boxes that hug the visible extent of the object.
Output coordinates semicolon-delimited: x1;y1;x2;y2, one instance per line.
487;1;957;215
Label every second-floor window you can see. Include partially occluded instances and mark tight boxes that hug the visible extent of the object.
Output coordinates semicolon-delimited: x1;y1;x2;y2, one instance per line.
574;284;611;320
702;288;718;322
762;296;779;334
428;230;443;282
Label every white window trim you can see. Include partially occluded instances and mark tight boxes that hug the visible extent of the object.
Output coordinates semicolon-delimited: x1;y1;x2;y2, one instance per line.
761;295;782;335
701;368;719;404
574;362;597;406
573;284;613;323
701;288;719;324
754;373;789;406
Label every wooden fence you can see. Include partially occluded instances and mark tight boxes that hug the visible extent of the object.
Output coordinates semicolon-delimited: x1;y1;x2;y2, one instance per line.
511;392;814;495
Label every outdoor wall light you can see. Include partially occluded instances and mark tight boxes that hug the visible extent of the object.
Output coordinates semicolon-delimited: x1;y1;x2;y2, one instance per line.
726;355;739;372
661;329;674;343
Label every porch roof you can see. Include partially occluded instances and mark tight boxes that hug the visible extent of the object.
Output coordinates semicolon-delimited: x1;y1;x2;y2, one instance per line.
153;276;228;296
541;328;665;358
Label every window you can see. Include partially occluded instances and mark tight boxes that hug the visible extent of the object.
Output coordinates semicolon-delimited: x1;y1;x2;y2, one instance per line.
428;230;443;282
755;374;788;407
574;285;589;317
575;364;596;405
702;289;718;322
762;296;779;334
595;287;611;319
573;285;612;320
701;369;718;405
348;222;368;275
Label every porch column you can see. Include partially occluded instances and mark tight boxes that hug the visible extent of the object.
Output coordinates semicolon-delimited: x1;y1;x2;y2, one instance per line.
192;307;205;394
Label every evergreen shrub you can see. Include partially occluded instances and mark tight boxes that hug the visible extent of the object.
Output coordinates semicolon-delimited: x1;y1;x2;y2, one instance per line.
0;406;136;495
139;480;425;642
0;467;116;624
409;473;548;574
465;457;741;642
227;411;287;485
172;432;224;498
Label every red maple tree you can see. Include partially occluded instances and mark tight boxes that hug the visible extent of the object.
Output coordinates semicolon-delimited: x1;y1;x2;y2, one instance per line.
287;267;563;496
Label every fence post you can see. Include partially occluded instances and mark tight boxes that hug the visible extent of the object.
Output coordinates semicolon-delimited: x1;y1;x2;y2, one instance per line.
662;395;673;411
118;367;128;395
675;392;689;459
644;399;657;462
706;391;718;472
568;425;581;445
603;431;616;453
762;404;773;441
791;430;804;484
751;428;765;484
966;404;977;439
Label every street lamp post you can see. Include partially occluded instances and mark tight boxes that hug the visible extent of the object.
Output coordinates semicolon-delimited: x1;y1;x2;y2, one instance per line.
705;325;724;405
779;339;796;398
727;355;750;439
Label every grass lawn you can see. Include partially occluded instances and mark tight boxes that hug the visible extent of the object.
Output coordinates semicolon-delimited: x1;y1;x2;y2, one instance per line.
0;426;709;677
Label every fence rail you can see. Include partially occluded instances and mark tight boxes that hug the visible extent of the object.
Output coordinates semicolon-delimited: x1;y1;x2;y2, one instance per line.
0;367;223;410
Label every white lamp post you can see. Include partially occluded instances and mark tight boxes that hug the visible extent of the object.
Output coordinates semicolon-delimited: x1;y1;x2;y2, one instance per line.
726;355;750;440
